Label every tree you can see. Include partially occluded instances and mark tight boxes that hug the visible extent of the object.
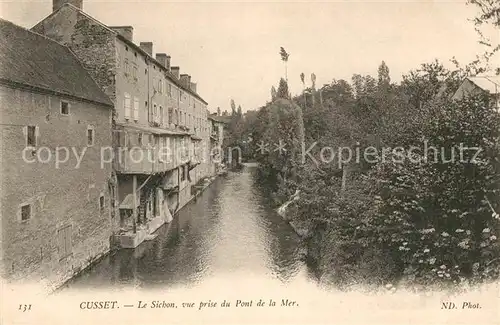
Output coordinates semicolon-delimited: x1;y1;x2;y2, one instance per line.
311;73;317;90
230;99;236;115
310;73;317;106
237;105;242;117
467;0;500;73
259;96;305;193
377;61;391;87
300;72;306;107
271;86;277;100
280;47;290;81
277;78;289;99
401;60;461;109
365;94;500;285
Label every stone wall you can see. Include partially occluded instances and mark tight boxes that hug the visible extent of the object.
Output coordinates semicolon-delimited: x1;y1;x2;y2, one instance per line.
0;85;113;292
32;6;117;105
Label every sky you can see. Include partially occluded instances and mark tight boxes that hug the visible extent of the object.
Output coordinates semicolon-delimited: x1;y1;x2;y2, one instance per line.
0;0;493;113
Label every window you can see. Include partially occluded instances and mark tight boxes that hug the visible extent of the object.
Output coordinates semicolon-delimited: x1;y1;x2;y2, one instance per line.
185;165;191;182
133;97;139;121
168;107;173;125
110;184;116;209
168;84;172;97
99;195;105;212
60;101;70;115
87;126;95;146
159;106;164;125
57;225;72;260
180;166;186;181
25;125;37;147
132;65;138;80
124;93;131;119
124;59;129;76
138;132;143;146
158;79;163;93
20;204;31;221
153;103;158;123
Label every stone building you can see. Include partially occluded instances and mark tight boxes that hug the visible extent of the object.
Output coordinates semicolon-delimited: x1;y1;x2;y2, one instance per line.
208;113;228;176
32;0;211;248
0;19;114;290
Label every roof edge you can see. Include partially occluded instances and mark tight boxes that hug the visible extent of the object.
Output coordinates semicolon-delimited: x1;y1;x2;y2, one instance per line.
38;3;209;106
0;78;114;107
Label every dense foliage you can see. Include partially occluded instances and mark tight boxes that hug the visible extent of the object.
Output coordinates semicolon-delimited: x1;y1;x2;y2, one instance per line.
235;60;500;290
222;1;500;289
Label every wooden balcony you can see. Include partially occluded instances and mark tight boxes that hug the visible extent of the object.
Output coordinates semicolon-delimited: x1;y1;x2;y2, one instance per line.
114;146;192;174
113;123;193;175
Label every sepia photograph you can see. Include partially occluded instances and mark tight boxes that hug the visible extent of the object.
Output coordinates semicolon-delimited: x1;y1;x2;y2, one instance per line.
0;0;499;324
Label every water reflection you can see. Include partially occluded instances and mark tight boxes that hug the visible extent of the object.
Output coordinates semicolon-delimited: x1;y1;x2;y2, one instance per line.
63;165;312;292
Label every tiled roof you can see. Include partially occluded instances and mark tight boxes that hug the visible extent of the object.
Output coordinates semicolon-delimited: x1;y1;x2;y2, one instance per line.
0;19;113;107
35;3;208;106
468;75;500;94
208;114;230;124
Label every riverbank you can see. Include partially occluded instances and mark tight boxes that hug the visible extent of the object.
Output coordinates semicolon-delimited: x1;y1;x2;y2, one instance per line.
275;192;318;265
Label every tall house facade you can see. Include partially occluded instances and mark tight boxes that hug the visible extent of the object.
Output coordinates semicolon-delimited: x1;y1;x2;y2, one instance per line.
208;114;228;176
33;0;211;248
0;19;114;290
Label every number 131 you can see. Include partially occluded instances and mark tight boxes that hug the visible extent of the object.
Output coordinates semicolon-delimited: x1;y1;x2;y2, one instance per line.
19;304;31;312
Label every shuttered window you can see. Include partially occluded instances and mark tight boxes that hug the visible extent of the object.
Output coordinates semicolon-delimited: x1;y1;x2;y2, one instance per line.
133;97;139;120
124;93;131;119
24;125;38;147
57;225;72;260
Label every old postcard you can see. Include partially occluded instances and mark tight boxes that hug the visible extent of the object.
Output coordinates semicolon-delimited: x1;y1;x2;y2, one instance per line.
0;0;499;324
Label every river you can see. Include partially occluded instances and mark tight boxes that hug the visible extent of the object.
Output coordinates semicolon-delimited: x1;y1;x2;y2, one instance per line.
62;164;317;292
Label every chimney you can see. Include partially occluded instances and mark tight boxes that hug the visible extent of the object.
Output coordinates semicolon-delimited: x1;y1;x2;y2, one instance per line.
171;66;180;79
53;0;82;12
180;74;190;88
190;82;197;93
156;53;168;68
166;55;171;71
110;26;133;42
139;42;153;56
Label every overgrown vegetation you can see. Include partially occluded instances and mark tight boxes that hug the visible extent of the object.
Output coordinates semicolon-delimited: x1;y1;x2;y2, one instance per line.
224;1;500;289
